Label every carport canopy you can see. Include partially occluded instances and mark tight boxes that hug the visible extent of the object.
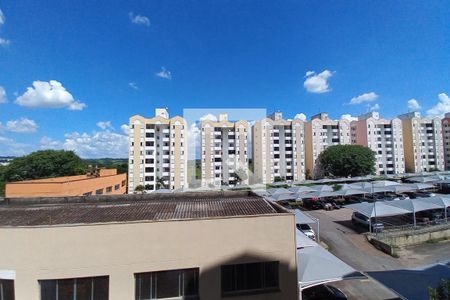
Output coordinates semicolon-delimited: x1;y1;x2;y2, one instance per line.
297;244;366;290
386;199;442;213
345;202;411;218
289;209;317;224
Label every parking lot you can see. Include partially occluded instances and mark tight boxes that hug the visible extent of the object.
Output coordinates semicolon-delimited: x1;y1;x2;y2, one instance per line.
306;208;450;300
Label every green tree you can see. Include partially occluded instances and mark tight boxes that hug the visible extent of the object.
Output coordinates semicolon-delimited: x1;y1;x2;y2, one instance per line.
235;168;248;184
156;177;168;189
3;150;87;182
134;185;145;193
317;145;376;178
429;279;450;300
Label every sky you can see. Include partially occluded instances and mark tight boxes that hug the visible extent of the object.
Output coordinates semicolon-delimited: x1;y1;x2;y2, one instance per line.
0;1;449;158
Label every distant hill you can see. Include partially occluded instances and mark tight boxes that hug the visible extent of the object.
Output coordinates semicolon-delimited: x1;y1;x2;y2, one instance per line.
84;158;128;174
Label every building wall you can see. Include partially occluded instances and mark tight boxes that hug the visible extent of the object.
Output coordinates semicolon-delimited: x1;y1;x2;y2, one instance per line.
442;113;450;170
5;172;127;198
128;111;188;193
0;214;298;300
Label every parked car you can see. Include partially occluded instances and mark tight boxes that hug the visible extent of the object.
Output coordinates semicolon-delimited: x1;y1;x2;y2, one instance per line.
297;224;316;241
351;212;384;232
302;284;347;300
326;199;342;209
303;199;330;210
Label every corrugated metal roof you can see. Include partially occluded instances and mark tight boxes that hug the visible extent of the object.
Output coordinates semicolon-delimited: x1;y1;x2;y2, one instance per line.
0;192;282;226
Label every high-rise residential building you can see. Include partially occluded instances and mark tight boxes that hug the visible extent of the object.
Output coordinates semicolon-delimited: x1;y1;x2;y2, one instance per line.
350;112;405;175
442;113;450;170
201;114;248;187
398;112;444;173
128;108;188;193
252;112;306;184
304;113;351;177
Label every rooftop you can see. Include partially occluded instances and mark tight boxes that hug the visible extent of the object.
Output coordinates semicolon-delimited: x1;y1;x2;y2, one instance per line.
0;191;285;227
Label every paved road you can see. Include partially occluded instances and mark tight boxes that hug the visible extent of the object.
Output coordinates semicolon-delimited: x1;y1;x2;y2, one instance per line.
305;208;450;300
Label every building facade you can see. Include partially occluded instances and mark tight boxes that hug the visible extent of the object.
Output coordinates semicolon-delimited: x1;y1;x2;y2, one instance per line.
351;112;405;175
128;109;188;193
201;114;249;187
304;113;351;178
252;112;306;184
0;192;298;300
442;113;450;170
5;169;127;198
399;112;445;173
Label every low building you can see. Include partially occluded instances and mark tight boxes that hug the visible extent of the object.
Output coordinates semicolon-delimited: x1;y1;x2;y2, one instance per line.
5;169;127;198
0;191;298;300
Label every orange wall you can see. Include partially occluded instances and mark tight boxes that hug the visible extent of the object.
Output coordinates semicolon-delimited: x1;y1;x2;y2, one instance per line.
5;173;127;198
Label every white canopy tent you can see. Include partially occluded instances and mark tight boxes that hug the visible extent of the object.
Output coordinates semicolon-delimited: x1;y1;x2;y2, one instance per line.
386;199;443;226
289;209;317;225
311;185;334;192
345;202;411;218
288;186;317;194
267;188;293;196
267;193;298;202
334;189;367;197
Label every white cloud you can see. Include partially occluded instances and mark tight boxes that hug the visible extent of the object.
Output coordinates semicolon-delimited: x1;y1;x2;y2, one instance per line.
407;98;421;110
15;80;86;110
369;103;380;111
199;113;218;122
303;70;333;93
2;118;38;133
294;113;307;121
0;9;4;26
156;67;172;80
426;93;450;118
0;86;6;103
0;136;30;156
128;82;139;90
0;38;10;46
341;114;358;122
96;121;113;130
63;130;128;158
120;124;130;135
129;12;150;26
187;122;200;160
40;136;62;149
350;92;378;104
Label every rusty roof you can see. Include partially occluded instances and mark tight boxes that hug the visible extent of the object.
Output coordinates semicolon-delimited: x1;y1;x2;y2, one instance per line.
0;191;285;227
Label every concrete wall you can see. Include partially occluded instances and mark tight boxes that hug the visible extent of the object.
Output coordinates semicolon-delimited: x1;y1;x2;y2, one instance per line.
0;214;298;300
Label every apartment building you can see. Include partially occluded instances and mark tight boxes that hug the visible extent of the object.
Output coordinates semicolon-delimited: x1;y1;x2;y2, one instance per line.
304;113;351;177
128;109;188;193
350;112;405;175
442;113;450;170
5;168;127;198
398;112;444;173
252;112;306;184
0;191;298;300
201;114;249;187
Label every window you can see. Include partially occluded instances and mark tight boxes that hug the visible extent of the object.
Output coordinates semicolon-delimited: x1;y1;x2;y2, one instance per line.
221;261;279;296
122;180;126;187
135;268;199;300
95;189;103;195
40;276;108;300
0;279;14;300
83;192;92;196
106;186;112;193
114;184;120;190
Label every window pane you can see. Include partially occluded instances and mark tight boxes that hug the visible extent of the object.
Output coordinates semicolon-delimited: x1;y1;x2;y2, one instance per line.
1;280;15;300
136;273;151;300
40;280;57;300
75;278;92;300
93;276;109;300
156;270;180;298
57;279;74;300
264;262;279;288
221;265;235;293
245;263;263;290
183;269;199;296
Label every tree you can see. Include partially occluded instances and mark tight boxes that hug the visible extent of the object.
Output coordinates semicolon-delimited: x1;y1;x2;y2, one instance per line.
3;150;87;182
156;177;168;189
317;145;376;178
134;185;145;193
429;279;450;300
235;168;248;184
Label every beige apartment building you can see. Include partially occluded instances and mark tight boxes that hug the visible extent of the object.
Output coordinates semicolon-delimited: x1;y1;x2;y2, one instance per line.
128;108;188;193
0;191;298;300
442;113;450;170
252;112;306;184
201;114;249;187
304;113;351;177
398;112;444;173
351;112;405;175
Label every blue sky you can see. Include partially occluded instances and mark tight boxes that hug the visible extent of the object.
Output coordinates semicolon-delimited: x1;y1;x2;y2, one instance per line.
0;1;449;157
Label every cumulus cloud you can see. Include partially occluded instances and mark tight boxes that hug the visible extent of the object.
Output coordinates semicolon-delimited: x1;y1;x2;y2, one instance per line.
96;121;113;130
128;82;139;90
0;9;4;26
40;136;62;149
156;67;172;80
426;93;450;118
15;80;86;110
303;70;333;93
341;114;358;121
129;12;150;26
0;86;6;103
0;38;10;47
63;130;128;158
2;118;38;133
369;103;380;111
407;98;421;110
199;113;218;122
188;122;200;160
294;113;307;121
0;136;30;156
350;92;379;104
121;124;130;135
